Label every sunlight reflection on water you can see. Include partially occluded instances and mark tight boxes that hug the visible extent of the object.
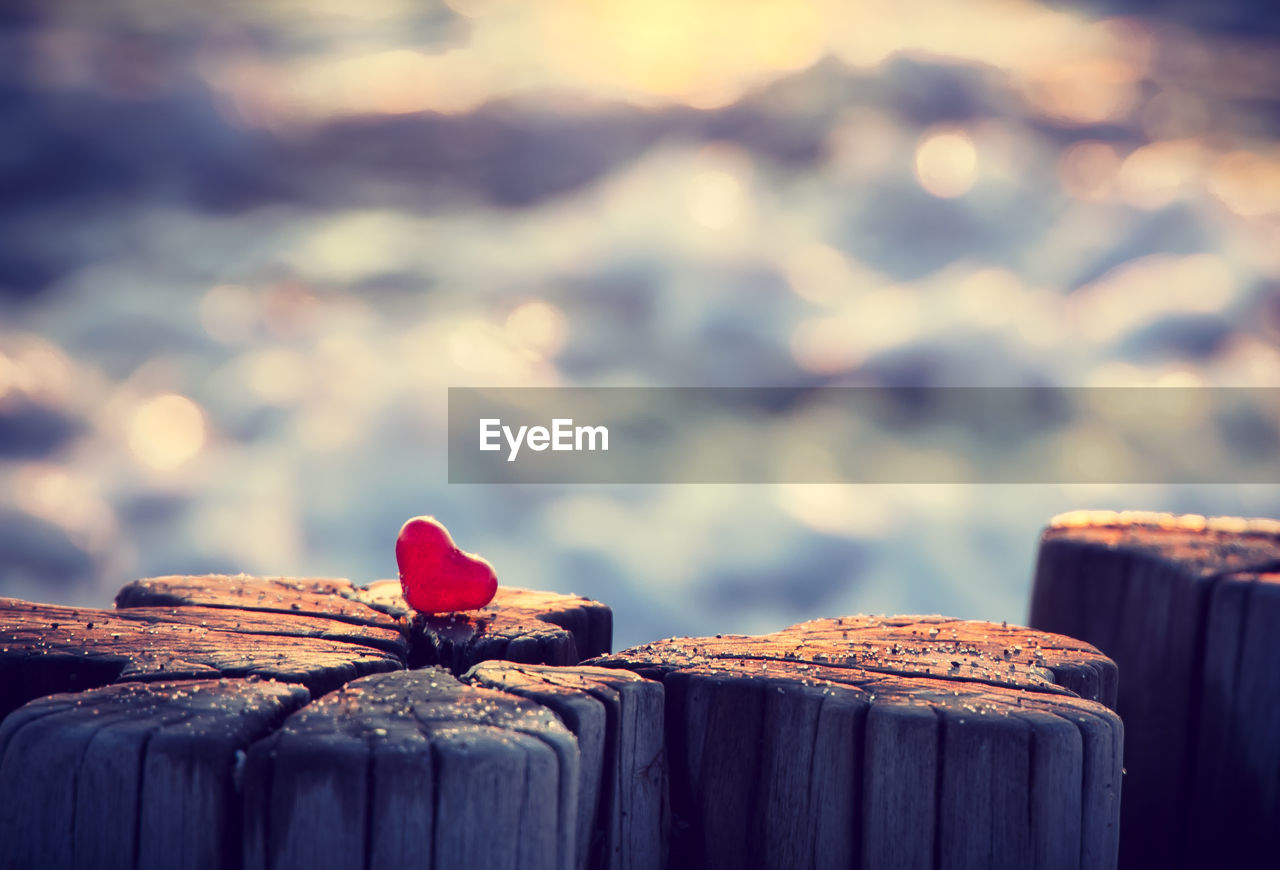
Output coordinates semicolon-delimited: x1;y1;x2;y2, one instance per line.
3;0;1280;646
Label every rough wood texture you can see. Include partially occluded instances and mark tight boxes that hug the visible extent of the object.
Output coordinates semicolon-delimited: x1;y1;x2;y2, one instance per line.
613;614;1117;706
1194;569;1280;865
115;575;402;631
2;576;617;870
0;598;403;716
112;604;407;657
590;615;1122;870
118;575;613;673
1030;511;1280;870
354;580;613;673
0;678;308;870
467;662;664;870
242;667;580;870
4;571;1123;869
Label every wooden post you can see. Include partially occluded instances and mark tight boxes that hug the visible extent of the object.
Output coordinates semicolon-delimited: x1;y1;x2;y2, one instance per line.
1030;511;1280;870
590;614;1123;870
467;661;665;870
1;575;617;870
3;575;1124;869
242;667;580;870
0;679;309;870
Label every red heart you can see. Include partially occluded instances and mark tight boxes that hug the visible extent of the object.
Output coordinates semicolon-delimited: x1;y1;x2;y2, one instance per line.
396;516;498;613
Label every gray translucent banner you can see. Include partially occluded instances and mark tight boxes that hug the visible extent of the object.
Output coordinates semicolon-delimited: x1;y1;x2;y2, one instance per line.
448;387;1280;484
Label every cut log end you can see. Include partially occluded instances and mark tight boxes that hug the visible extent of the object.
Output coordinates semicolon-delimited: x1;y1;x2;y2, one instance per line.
590;615;1122;870
355;580;613;674
0;596;403;716
115;575;613;677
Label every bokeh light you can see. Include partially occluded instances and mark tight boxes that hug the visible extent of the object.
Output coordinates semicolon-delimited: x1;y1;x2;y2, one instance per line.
128;394;207;471
3;0;1280;646
506;301;569;359
914;130;978;199
1058;141;1123;201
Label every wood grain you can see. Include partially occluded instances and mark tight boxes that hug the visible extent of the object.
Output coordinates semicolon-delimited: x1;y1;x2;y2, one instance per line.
0;598;403;716
609;614;1116;706
1;569;1127;869
355;580;613;673
466;661;664;870
2;576;618;870
590;616;1122;870
242;667;580;870
0;678;308;870
118;575;613;673
111;604;407;657
115;575;400;631
1030;512;1280;870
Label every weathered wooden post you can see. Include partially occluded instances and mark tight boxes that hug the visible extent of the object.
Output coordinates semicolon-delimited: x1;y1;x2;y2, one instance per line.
242;667;581;870
0;679;309;870
591;614;1122;870
3;572;1122;869
0;576;617;870
467;661;665;870
1030;511;1280;870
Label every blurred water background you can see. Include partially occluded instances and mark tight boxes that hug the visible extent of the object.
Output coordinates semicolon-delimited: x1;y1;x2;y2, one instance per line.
2;0;1279;648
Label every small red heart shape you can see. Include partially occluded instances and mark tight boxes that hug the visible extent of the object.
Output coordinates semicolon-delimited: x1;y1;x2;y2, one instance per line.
396;516;498;614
